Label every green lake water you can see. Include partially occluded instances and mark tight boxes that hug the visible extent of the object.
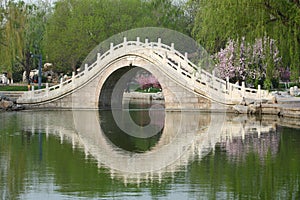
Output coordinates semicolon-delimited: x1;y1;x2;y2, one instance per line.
0;109;299;199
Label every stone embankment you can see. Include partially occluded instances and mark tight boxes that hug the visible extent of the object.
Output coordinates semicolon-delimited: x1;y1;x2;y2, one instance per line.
0;92;25;111
233;91;300;118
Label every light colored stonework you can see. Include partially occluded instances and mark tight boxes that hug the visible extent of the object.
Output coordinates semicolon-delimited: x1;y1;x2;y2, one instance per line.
17;38;272;110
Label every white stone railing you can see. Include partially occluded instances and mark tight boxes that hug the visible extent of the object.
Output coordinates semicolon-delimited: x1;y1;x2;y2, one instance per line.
18;37;272;104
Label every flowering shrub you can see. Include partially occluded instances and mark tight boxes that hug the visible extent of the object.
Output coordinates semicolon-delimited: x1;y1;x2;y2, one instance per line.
135;73;161;91
279;67;290;82
214;36;283;88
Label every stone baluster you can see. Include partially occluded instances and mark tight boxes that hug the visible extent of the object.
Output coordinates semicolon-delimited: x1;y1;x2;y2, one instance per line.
227;78;232;100
294;86;298;96
110;42;114;53
60;77;63;88
85;64;88;72
72;71;75;84
177;62;181;71
191;73;196;86
123;175;128;187
97;53;101;61
157;38;161;47
184;52;188;61
228;83;233;100
171;43;174;52
45;83;49;96
241;81;245;97
31;86;35;98
145;38;149;45
257;85;261;100
123;37;127;46
197;67;201;79
212;70;215;88
226;77;229;91
136;37;140;45
163;52;167;63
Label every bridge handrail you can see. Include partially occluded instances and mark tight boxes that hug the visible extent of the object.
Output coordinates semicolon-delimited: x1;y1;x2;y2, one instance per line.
147;40;270;101
19;37;271;103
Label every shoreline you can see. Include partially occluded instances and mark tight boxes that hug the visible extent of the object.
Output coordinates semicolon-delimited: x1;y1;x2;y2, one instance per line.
1;91;300;119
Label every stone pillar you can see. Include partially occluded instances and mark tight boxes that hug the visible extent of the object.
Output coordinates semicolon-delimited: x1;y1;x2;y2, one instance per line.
212;70;215;87
171;43;174;52
72;71;75;84
60;78;63;88
294;86;298;96
46;83;49;96
197;67;202;78
31;86;35;98
184;52;188;60
157;38;161;47
110;43;114;53
226;77;229;90
257;85;261;100
241;81;245;97
85;64;88;72
136;37;140;45
163;52;167;63
290;87;294;96
228;82;232;100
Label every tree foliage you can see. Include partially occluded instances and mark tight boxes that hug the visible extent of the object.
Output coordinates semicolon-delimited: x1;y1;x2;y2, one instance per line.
1;0;191;79
214;37;282;89
0;1;48;82
192;0;300;82
43;0;190;74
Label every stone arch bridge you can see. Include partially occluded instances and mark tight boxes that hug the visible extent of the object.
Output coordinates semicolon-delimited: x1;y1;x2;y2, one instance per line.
17;37;272;110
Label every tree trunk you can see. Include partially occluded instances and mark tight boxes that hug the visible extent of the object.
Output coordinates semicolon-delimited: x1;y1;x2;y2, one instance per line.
24;50;32;85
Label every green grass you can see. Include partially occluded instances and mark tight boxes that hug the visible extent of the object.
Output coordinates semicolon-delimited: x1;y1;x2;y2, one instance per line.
135;87;161;93
0;85;44;91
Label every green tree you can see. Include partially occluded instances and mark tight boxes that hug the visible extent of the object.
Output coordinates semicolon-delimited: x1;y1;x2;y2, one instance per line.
0;1;5;45
0;2;5;72
43;0;191;74
0;1;48;82
192;0;300;82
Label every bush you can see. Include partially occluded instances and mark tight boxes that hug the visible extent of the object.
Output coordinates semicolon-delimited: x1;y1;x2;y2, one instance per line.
0;85;45;91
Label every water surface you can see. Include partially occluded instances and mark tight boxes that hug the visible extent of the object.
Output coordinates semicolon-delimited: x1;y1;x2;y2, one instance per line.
0;110;299;199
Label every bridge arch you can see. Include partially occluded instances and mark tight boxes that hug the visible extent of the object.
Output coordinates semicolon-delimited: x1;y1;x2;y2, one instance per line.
95;54;179;109
96;55;166;108
17;28;272;109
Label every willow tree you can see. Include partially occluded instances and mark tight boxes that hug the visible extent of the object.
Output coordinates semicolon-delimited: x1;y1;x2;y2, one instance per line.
0;1;47;82
0;2;5;71
192;0;300;82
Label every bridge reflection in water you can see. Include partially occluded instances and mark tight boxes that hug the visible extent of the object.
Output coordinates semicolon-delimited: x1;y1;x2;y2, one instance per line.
21;109;281;185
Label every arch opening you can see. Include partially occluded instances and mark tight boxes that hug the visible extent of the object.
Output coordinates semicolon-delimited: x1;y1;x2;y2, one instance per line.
98;66;165;111
98;66;166;152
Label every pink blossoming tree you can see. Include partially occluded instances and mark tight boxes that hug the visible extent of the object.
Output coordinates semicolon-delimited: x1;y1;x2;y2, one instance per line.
135;73;161;91
214;36;285;89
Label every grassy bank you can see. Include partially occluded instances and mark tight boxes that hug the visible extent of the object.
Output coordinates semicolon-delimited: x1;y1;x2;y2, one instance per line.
0;85;44;91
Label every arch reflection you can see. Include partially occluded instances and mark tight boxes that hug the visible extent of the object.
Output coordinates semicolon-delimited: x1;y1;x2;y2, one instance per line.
99;109;163;153
19;110;289;185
